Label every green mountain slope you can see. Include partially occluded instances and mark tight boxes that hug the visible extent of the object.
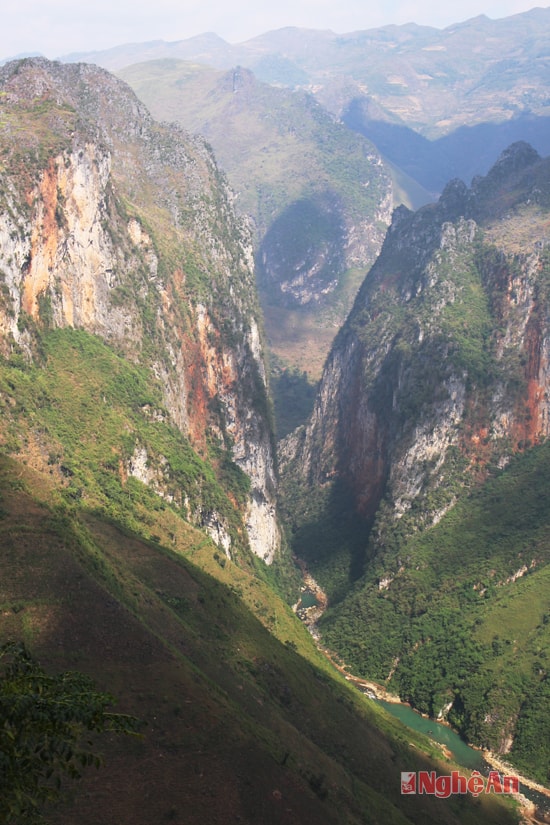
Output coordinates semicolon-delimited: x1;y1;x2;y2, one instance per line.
0;328;251;555
0;365;519;824
317;443;550;786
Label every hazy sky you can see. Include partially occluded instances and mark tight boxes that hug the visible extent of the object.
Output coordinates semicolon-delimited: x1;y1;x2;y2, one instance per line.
2;0;547;61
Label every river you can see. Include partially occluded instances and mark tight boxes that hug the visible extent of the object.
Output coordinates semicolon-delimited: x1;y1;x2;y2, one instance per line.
375;698;482;768
293;562;550;820
376;698;550;817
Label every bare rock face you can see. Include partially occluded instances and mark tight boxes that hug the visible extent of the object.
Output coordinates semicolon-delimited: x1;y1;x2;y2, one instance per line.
258;180;392;309
0;58;279;562
284;142;550;532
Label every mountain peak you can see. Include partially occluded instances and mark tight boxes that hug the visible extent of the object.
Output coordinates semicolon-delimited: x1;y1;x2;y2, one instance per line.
489;140;541;178
438;177;469;218
469;140;544;215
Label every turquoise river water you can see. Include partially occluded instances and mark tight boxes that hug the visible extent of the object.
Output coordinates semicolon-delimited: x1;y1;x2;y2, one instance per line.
376;698;550;814
376;699;482;769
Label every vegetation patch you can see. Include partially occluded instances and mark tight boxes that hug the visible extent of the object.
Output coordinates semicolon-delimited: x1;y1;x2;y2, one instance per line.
0;327;250;551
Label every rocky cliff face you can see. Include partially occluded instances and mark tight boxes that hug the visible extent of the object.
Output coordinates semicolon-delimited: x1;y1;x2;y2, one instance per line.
257;176;392;309
118;61;394;380
284;142;550;529
280;143;550;762
0;58;279;562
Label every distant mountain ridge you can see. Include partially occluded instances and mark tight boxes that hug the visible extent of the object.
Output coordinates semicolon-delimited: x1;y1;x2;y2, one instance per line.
59;8;550;138
56;9;550;189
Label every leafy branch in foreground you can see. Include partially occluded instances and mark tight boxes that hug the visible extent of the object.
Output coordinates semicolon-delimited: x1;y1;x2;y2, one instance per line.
0;642;140;823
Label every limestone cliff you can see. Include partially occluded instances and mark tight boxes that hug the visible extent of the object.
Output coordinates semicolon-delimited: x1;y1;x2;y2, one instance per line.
0;58;279;562
280;143;550;760
284;142;550;529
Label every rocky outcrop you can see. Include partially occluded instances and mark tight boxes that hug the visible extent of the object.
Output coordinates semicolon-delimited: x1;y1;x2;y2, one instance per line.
0;58;279;561
283;142;550;531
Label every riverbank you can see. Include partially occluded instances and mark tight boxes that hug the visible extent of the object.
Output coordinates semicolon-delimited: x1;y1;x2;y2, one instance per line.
332;649;550;823
292;556;550;823
321;646;403;702
482;751;550;825
292;557;403;702
482;752;550;800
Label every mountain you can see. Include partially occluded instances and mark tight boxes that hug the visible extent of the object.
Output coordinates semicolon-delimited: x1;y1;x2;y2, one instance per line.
63;9;550;184
64;8;550;386
117;60;395;381
0;56;278;563
260;11;550;134
61;9;550;130
0;57;522;825
281;142;550;785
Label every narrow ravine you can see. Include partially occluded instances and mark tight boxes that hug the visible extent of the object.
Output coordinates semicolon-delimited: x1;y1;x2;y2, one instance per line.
292;556;401;701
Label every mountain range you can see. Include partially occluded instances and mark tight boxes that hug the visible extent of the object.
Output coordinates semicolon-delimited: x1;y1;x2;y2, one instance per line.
61;9;550;392
62;9;550;161
0;8;549;822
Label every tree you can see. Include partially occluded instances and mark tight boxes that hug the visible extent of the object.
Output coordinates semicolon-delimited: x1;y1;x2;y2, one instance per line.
0;642;140;823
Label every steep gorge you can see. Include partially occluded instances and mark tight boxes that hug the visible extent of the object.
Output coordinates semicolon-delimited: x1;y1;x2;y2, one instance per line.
117;61;394;379
284;142;550;521
0;57;528;825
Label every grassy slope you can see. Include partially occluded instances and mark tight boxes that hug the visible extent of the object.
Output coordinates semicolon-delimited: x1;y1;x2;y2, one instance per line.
0;333;520;824
315;443;550;785
0;467;520;825
0;328;252;552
